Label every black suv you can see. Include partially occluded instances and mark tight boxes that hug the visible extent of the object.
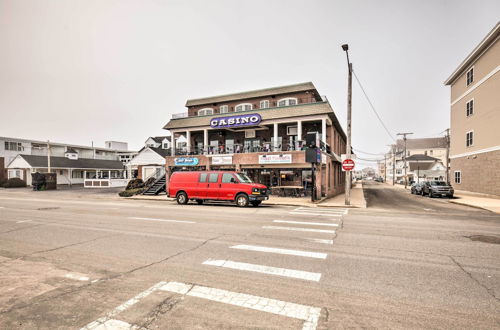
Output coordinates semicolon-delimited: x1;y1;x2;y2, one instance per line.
421;181;454;198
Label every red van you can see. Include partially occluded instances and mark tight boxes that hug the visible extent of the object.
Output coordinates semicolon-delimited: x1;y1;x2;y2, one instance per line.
168;171;269;207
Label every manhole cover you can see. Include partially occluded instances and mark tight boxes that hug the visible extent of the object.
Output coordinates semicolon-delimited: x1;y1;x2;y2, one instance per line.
466;235;500;244
37;207;60;211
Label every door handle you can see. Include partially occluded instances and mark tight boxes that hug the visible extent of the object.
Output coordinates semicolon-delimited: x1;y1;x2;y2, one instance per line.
207;184;209;187
219;184;221;188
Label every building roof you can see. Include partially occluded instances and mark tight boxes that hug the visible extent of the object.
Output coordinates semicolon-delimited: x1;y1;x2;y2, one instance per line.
444;22;500;85
185;82;318;107
406;154;439;162
164;101;347;141
0;136;129;152
396;137;447;150
14;155;124;169
150;136;171;144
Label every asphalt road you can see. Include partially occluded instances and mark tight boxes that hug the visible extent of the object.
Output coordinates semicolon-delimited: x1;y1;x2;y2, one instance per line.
0;183;499;329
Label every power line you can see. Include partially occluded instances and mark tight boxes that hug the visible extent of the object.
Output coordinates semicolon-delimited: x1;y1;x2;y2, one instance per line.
353;148;386;156
352;70;396;142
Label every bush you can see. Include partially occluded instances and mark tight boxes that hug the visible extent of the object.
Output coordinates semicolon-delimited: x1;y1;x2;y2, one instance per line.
0;178;7;187
126;179;144;190
119;188;144;197
3;178;27;188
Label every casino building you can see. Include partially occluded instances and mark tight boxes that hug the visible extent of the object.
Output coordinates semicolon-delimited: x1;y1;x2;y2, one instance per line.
163;82;347;198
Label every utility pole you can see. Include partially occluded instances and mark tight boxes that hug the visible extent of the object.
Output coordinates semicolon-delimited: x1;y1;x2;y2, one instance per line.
384;153;387;182
397;132;413;189
47;140;51;173
444;128;450;183
342;44;352;206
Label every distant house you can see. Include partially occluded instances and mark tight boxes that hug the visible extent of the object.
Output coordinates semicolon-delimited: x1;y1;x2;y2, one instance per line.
405;154;446;183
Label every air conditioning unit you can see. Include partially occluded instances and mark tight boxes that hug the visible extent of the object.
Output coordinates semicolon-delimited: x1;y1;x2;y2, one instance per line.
245;130;256;138
287;126;298;135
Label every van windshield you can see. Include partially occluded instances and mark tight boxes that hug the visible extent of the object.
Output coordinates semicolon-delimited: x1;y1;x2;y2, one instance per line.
235;173;253;183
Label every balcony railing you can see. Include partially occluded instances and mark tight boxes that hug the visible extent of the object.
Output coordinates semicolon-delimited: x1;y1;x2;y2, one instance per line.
170;95;328;119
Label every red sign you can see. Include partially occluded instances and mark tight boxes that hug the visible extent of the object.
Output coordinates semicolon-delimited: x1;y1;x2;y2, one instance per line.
342;159;355;171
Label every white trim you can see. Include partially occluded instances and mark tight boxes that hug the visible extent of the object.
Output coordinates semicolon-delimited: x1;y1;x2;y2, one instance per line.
454;170;461;184
235;103;253;112
277;97;298;107
219;105;229;113
450;145;500;159
198;108;214;116
259;99;269;109
451;65;500;106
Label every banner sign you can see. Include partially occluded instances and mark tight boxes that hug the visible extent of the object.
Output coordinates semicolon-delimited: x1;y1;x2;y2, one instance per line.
174;157;199;166
258;154;292;164
212;156;233;165
210;113;262;129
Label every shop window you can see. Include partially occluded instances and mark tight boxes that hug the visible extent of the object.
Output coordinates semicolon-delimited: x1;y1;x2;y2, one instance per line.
454;171;461;184
198;108;214;116
235;103;252;112
260;100;269;109
277;98;298;107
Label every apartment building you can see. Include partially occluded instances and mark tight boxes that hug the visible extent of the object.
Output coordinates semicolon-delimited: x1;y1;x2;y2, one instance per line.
1;137;133;186
386;137;448;183
444;22;500;195
162;82;347;198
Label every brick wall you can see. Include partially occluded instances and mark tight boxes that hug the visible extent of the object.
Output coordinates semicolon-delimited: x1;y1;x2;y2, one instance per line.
450;149;500;196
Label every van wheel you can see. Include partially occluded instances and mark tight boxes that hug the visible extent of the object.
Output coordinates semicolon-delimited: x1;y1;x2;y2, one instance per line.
236;194;249;207
196;199;203;205
251;201;261;207
176;192;188;205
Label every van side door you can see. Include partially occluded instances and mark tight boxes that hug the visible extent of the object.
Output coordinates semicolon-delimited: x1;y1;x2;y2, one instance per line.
195;172;208;198
206;173;220;199
219;173;239;201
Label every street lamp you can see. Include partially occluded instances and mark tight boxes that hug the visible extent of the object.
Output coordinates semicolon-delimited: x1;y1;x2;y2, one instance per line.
342;44;353;205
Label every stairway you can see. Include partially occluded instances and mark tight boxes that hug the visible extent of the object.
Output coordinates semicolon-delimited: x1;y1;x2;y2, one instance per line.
142;174;166;195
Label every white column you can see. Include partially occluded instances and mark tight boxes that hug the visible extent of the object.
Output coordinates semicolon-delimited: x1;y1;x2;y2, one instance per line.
203;129;208;154
297;120;302;141
273;123;278;151
171;132;175;156
321;118;327;147
186;130;191;153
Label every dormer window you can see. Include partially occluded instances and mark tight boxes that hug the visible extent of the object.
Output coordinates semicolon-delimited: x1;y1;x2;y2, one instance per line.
466;67;474;86
198;108;214;116
260;100;269;109
277;98;298;107
235;103;253;112
220;105;229;113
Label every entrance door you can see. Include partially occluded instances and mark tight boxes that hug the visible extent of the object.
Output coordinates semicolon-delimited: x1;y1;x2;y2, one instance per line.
206;173;220;199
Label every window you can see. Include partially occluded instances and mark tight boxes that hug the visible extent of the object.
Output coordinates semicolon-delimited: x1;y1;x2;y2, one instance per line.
429;150;433;155
454;171;461;184
8;169;22;179
199;173;208;183
208;173;219;183
260;100;269;109
277;98;298;107
72;170;84;179
466;99;474;117
198;108;214;116
221;173;235;183
235;103;253;112
220;105;229;113
466;67;474;86
466;131;473;147
4;141;23;151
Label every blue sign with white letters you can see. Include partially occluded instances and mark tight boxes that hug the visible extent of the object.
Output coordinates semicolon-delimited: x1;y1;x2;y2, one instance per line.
210;113;262;129
174;157;199;166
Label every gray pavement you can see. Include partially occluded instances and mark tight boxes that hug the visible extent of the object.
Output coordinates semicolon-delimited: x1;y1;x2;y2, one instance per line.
0;182;499;329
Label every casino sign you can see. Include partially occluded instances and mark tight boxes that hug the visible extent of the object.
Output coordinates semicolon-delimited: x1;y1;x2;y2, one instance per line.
210;113;262;129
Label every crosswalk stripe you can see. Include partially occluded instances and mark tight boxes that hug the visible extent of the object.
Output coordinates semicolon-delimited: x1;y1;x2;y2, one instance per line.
160;281;321;330
128;217;195;224
294;207;346;213
289;212;342;217
262;226;336;234
308;238;334;245
202;259;322;281
230;244;327;259
273;220;339;227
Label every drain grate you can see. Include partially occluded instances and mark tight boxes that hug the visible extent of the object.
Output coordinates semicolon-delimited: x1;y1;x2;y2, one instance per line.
465;235;500;244
37;207;60;211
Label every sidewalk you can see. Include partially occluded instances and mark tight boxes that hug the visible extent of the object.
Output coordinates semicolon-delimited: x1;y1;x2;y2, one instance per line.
125;184;367;208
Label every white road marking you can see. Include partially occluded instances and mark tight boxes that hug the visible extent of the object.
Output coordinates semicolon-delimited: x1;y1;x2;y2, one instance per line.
65;273;90;281
16;220;32;223
308;238;334;245
273;220;339;227
160;281;321;330
263;226;336;234
289;212;342;217
230;244;327;259
294;207;346;213
128;217;195;224
80;281;167;330
88;319;138;330
423;208;434;211
0;206;4;208
202;259;321;281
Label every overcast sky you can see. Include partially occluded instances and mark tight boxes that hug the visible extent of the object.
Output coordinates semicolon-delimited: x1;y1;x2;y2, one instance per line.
0;0;499;167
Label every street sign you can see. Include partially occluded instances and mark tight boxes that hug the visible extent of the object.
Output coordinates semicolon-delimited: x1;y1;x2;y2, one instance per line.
342;159;355;171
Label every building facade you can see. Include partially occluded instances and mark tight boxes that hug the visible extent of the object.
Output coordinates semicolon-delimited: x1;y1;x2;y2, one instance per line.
162;82;347;198
444;22;500;196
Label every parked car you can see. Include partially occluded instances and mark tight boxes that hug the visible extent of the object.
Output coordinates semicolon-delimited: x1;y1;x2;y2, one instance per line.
168;171;269;207
410;182;424;195
421;181;454;198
